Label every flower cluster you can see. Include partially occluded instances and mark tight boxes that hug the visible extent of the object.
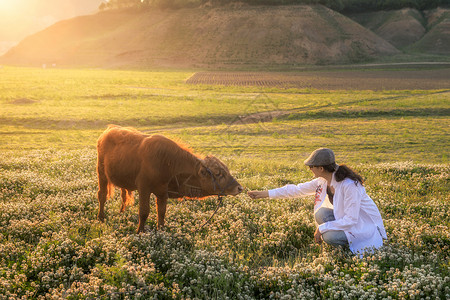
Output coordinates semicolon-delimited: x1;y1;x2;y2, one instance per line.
0;151;448;299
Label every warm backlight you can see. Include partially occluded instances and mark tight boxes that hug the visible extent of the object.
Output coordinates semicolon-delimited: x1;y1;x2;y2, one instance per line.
0;0;21;12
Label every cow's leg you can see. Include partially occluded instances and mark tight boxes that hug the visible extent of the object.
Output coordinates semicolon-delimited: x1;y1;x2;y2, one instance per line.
97;158;109;222
120;188;134;212
155;193;168;229
137;186;151;233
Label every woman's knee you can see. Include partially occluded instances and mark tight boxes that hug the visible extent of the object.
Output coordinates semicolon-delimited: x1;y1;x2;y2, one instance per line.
322;231;348;247
315;207;335;224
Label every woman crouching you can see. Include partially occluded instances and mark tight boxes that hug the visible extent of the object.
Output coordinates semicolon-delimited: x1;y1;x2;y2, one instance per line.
248;148;387;255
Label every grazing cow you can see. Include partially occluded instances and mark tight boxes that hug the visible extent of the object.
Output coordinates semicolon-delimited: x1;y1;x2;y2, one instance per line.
96;125;243;233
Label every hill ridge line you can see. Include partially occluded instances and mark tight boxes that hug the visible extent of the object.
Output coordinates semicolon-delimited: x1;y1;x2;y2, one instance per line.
0;5;398;68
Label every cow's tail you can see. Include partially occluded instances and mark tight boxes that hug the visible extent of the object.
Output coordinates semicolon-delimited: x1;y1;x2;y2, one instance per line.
97;149;114;200
121;189;134;212
107;182;115;200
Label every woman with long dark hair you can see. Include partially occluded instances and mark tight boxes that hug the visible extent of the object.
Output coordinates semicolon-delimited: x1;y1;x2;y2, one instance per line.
248;148;387;255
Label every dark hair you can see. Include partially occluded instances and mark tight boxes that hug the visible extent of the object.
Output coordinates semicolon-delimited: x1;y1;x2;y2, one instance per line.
321;163;364;185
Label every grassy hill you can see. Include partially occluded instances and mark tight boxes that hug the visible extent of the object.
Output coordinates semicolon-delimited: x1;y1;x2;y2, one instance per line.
349;8;426;49
0;5;399;68
349;7;450;55
409;7;450;54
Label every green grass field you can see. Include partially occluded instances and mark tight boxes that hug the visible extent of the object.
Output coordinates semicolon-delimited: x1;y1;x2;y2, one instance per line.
0;66;449;299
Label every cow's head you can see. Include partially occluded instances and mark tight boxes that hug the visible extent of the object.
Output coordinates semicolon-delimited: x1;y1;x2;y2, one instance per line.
197;155;243;196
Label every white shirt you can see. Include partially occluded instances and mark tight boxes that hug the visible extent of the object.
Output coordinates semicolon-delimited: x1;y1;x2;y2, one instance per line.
268;173;387;255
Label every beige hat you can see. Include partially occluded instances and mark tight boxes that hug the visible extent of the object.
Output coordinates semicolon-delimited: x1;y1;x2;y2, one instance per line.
304;148;335;166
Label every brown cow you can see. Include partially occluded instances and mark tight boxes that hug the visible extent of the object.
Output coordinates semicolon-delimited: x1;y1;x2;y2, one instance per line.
96;125;243;233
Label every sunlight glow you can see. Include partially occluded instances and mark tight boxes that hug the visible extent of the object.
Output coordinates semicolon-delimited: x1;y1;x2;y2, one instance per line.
0;0;103;43
0;1;20;13
0;0;31;19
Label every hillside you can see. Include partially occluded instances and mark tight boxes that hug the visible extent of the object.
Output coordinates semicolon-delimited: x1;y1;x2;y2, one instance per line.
0;5;399;68
349;8;426;49
349;7;450;54
410;7;450;54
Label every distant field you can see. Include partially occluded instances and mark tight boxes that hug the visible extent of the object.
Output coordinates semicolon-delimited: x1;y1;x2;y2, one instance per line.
0;66;449;299
1;66;449;162
186;67;450;90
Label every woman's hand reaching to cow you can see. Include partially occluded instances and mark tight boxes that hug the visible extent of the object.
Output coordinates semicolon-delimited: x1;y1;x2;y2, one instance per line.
247;190;269;199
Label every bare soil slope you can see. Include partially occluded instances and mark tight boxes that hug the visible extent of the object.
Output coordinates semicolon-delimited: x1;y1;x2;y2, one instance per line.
0;5;399;68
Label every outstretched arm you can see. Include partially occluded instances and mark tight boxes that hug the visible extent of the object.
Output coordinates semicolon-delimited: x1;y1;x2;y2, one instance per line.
248;178;321;200
247;190;269;199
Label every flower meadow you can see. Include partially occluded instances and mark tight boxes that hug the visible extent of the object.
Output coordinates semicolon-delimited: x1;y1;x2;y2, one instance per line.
0;66;449;299
0;150;448;299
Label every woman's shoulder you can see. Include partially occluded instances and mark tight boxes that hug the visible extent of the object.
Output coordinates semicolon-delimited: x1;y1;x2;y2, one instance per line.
299;177;325;187
314;177;328;188
311;177;327;184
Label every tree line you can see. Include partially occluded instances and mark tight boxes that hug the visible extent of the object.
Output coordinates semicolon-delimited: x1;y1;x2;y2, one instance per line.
99;0;449;12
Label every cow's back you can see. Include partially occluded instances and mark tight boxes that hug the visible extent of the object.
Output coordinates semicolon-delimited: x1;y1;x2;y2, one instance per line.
97;125;147;190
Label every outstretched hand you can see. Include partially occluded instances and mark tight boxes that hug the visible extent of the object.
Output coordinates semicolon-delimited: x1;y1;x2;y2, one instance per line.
247;190;269;199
